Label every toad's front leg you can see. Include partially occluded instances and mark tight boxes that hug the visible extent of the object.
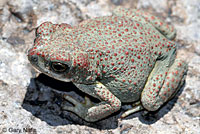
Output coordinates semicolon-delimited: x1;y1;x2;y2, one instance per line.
62;82;121;122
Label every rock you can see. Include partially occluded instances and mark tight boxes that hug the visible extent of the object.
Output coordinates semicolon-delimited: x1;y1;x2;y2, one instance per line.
0;0;199;133
7;35;25;46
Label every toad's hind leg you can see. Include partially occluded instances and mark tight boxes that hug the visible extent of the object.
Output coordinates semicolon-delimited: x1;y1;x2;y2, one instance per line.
141;58;187;111
121;58;187;118
134;9;176;40
113;7;176;40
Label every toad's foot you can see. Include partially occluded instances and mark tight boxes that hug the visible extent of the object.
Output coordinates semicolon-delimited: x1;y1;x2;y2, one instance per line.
121;101;144;118
62;95;94;120
62;82;122;122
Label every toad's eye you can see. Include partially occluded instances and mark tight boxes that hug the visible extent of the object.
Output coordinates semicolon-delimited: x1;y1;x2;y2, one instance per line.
31;55;38;63
51;62;69;73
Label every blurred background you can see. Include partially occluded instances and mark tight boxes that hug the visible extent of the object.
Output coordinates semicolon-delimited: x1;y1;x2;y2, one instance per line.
0;0;199;133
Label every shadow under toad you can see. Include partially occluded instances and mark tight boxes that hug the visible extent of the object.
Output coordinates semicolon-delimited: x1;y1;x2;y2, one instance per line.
22;73;185;129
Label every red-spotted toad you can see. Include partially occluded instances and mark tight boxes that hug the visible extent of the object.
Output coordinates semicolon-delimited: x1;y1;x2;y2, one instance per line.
28;7;188;122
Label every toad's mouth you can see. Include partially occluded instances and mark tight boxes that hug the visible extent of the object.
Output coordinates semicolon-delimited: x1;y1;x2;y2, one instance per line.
32;64;72;83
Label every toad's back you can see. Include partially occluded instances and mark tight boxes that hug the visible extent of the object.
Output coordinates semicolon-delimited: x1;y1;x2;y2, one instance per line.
61;15;173;102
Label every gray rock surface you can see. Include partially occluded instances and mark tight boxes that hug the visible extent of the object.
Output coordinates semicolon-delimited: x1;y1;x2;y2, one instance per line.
0;0;199;133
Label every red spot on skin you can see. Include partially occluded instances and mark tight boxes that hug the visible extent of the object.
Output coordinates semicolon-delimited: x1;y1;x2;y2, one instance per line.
138;55;140;59
114;53;117;56
131;59;134;62
128;87;132;90
95;70;98;73
112;45;115;49
153;83;156;87
125;51;129;55
166;82;169;86
151;16;155;20
164;91;167;95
